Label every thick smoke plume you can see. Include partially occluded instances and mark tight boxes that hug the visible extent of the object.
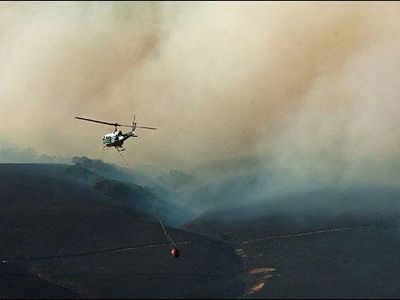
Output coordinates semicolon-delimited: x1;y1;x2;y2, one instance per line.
1;2;400;193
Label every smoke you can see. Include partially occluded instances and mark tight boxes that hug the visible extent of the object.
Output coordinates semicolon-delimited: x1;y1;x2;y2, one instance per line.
1;2;400;192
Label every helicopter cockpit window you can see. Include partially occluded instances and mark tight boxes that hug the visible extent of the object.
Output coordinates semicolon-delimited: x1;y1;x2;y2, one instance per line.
103;136;112;144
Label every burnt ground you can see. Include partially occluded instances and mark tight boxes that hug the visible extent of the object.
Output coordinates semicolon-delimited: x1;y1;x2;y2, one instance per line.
2;163;400;298
184;188;400;299
0;164;243;299
237;224;400;299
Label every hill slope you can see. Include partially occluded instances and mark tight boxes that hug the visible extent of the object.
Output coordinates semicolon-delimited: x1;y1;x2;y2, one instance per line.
0;164;243;298
183;186;400;298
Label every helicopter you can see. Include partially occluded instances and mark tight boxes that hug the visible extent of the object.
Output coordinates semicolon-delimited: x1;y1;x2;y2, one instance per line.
75;116;157;151
74;115;182;257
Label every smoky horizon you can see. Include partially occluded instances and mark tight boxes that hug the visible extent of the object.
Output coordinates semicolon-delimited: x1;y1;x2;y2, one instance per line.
1;1;400;191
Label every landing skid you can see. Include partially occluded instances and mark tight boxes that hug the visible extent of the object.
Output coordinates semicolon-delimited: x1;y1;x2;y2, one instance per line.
115;146;125;152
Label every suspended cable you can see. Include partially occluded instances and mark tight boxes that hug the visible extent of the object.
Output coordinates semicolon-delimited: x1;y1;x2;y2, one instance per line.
115;148;179;256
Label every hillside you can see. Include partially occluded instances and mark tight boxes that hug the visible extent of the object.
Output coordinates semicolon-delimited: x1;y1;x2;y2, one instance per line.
183;186;400;298
0;164;243;298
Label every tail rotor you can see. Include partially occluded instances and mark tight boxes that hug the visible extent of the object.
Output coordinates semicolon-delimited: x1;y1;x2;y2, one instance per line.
132;115;137;132
131;115;157;131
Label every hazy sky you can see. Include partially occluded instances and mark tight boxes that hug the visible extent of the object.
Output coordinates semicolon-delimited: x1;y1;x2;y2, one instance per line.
1;2;400;186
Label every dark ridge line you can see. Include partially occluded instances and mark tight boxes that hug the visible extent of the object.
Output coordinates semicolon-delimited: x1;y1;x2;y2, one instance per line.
1;239;215;263
241;223;377;244
0;271;235;279
0;272;34;278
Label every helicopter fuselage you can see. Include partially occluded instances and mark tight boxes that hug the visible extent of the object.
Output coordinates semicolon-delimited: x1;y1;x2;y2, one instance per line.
102;131;137;148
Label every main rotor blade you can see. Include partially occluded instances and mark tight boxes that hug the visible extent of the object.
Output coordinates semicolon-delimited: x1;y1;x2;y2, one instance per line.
75;116;118;127
136;126;158;130
76;117;156;130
